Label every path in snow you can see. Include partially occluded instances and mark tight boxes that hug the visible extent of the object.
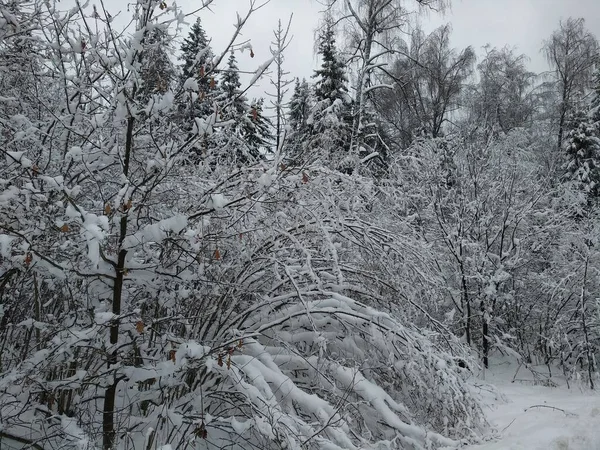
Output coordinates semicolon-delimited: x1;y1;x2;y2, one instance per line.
466;361;600;450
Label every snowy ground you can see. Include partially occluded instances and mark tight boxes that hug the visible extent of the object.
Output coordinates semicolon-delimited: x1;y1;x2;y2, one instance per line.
466;360;600;450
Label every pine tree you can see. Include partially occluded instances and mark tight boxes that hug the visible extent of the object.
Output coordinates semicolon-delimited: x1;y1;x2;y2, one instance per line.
137;26;176;106
178;17;216;121
219;50;248;121
564;108;600;205
288;78;312;131
285;78;313;164
244;98;274;155
308;17;353;170
592;68;600;122
312;17;348;104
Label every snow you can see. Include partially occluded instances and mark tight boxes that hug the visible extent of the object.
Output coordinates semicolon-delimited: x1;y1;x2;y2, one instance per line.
466;360;600;450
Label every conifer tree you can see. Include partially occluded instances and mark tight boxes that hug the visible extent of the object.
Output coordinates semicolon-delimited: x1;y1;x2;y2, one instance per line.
137;26;176;106
180;17;215;98
178;17;217;125
564;109;600;204
219;50;248;121
244;98;274;154
285;78;313;164
313;17;348;104
309;17;353;170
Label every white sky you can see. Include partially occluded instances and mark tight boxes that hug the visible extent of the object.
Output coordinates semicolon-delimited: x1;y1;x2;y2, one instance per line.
195;0;600;98
97;0;600;98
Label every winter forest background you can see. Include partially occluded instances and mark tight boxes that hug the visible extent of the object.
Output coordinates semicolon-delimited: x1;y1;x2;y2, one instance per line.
1;0;600;449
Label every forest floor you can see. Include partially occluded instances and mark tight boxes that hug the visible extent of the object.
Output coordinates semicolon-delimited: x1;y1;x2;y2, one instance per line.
465;360;600;450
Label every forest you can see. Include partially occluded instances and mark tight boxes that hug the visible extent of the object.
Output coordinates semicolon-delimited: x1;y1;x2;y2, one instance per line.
0;0;599;449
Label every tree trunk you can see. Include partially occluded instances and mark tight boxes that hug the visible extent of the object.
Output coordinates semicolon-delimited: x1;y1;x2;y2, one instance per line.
103;115;134;450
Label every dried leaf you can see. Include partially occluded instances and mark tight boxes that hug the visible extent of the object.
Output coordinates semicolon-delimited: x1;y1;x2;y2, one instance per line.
209;77;216;89
60;224;69;232
302;172;309;184
237;339;243;349
199;66;205;77
136;321;144;334
250;49;255;58
32;165;40;176
251;108;258;121
217;354;223;367
104;203;112;215
159;1;167;9
226;354;231;370
169;350;176;363
214;248;221;260
25;252;33;266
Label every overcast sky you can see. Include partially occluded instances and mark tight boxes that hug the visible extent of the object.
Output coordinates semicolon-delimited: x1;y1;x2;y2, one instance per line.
193;0;600;99
96;0;600;99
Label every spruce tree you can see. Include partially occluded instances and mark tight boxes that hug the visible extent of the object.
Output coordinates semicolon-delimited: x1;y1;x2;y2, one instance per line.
308;17;353;170
285;78;313;164
243;98;274;155
180;17;214;95
219;50;248;121
564;109;600;205
178;17;216;123
137;26;176;106
312;18;348;104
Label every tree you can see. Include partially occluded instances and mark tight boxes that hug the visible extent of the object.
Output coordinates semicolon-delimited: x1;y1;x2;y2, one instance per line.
331;0;447;164
267;17;293;151
243;98;274;154
285;78;313;164
543;17;599;150
563;108;600;205
137;25;176;107
307;15;354;170
375;24;474;148
313;16;349;104
466;46;536;136
178;17;216;119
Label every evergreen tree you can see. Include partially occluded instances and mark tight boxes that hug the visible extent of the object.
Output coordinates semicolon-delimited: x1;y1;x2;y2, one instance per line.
285;78;313;164
137;26;176;106
178;17;216;120
288;78;312;131
307;18;354;170
243;98;274;154
312;17;348;104
564;108;600;205
592;68;600;122
219;50;248;121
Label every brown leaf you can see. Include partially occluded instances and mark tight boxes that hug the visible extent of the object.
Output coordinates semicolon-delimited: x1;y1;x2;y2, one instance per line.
104;203;112;215
169;350;176;363
226;354;231;370
209;77;216;89
60;224;69;232
123;199;132;211
237;339;243;349
32;165;40;176
136;321;144;334
217;354;223;367
250;49;255;58
214;248;221;260
199;66;205;77
25;252;33;266
251;108;258;121
194;422;208;439
302;172;309;184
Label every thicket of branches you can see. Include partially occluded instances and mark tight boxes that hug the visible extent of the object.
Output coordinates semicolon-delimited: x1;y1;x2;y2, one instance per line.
1;0;600;449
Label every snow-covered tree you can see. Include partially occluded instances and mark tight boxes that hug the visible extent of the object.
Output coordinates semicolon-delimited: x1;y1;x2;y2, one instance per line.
564;109;600;205
178;17;216;119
